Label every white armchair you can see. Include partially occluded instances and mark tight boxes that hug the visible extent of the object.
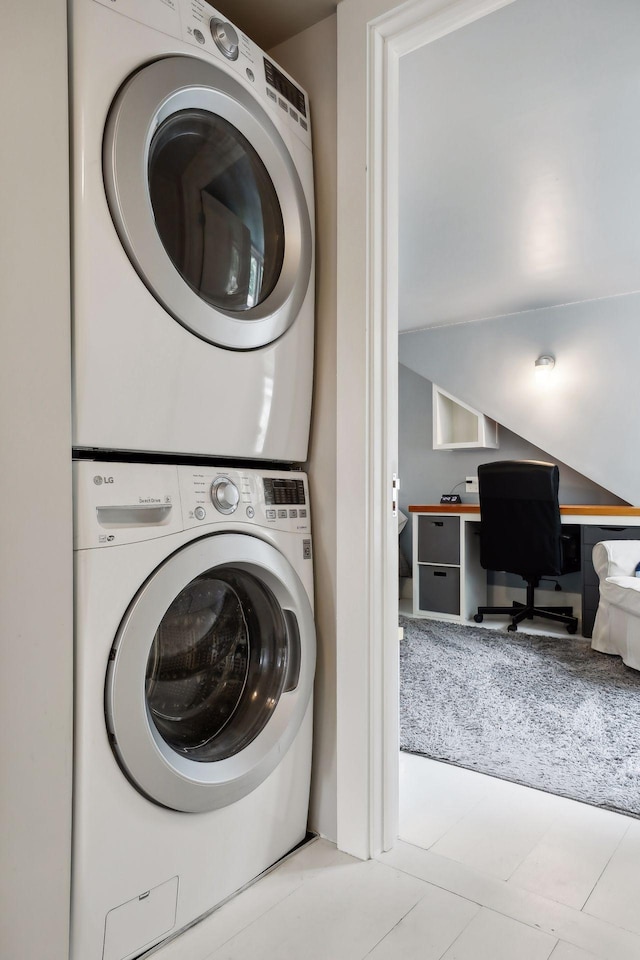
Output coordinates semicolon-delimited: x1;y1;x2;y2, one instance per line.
592;540;640;671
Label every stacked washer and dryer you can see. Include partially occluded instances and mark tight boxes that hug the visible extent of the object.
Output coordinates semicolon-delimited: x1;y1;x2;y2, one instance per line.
69;2;316;959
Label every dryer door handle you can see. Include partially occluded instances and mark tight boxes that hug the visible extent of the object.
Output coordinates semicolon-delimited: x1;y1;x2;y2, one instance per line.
97;503;173;526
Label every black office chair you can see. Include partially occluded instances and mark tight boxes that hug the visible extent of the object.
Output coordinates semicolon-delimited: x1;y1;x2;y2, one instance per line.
473;460;579;634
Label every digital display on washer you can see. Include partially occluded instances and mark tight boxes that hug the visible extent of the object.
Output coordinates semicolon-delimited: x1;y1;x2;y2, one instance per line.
263;478;306;506
264;58;307;117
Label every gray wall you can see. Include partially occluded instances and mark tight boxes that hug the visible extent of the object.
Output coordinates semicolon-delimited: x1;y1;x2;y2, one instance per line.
398;363;625;570
1;3;73;957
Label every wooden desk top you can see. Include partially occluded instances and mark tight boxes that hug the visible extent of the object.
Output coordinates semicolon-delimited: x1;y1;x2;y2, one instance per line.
409;504;640;517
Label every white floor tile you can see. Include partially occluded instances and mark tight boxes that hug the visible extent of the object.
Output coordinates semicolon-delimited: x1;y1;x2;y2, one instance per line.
428;788;558;880
550;942;606;960
583;820;640;934
151;840;352;960
440;907;557;960
509;802;630;909
150;756;640;960
366;883;479;960
378;839;640;960
399;754;490;849
202;855;427;960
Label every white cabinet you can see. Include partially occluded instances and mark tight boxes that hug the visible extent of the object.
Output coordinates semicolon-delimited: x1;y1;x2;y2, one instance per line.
432;384;498;450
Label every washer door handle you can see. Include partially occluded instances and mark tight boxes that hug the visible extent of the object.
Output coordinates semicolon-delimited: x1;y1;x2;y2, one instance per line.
283;610;301;692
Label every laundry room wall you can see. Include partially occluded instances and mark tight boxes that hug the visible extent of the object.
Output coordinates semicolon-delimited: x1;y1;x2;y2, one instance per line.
271;13;339;844
1;3;73;959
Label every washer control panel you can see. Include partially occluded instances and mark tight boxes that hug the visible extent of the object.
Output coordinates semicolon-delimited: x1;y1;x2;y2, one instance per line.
180;466;310;534
74;461;311;549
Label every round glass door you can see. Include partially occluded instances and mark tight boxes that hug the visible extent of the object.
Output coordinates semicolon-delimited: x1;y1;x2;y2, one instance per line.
148;110;285;314
145;569;289;763
104;56;312;351
105;534;315;813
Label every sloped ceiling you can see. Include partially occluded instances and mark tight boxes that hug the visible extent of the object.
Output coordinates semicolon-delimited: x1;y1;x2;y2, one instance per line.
213;0;337;50
398;0;640;332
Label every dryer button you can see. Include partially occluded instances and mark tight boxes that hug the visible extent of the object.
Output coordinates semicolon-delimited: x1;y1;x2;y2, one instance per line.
246;506;255;519
194;506;206;520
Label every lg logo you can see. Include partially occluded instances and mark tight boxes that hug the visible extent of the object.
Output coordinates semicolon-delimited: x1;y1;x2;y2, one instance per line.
93;476;114;485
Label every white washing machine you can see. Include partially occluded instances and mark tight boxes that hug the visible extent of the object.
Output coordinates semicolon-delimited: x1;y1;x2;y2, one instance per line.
72;459;315;960
70;0;315;461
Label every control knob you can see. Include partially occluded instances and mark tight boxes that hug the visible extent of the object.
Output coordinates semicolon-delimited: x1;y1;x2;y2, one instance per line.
210;18;240;61
210;477;240;514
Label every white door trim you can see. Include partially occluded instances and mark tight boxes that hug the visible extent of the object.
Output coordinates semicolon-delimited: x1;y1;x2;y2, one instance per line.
336;0;516;860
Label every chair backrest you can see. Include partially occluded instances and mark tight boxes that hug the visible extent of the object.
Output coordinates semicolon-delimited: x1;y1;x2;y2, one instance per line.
478;460;563;578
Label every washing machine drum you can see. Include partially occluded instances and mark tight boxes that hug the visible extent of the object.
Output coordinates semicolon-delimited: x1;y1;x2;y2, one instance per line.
105;534;315;813
103;56;312;350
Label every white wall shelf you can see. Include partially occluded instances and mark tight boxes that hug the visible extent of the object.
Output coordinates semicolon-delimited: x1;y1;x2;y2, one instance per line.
432;384;499;450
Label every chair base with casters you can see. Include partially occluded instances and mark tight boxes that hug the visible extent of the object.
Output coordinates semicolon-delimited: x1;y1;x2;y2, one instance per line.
474;577;578;634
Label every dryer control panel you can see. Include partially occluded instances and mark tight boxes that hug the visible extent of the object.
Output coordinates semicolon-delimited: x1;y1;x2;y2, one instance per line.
90;0;312;148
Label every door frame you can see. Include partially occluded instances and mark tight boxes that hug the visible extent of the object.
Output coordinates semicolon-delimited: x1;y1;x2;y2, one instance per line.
336;0;516;860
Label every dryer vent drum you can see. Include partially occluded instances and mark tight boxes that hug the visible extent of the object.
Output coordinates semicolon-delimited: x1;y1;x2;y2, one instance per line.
148;110;285;314
103;56;313;350
145;569;289;763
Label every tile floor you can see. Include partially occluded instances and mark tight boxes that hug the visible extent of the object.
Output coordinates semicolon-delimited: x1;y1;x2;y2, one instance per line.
152;754;640;960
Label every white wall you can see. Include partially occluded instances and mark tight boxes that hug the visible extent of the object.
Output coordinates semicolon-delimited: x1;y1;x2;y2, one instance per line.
271;14;338;842
397;0;640;332
399;291;640;504
0;3;73;958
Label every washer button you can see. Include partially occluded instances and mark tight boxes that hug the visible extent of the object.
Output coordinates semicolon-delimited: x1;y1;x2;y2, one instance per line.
194;506;206;520
289;509;298;519
246;506;255;519
266;509;276;520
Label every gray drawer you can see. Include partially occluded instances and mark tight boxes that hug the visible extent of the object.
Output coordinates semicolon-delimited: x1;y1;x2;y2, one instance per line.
418;516;460;565
582;524;640;546
581;558;599;587
418;565;460;615
582;606;598;639
583;584;600;610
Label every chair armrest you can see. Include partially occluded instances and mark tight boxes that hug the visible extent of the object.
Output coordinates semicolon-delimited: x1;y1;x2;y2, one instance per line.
592;540;640;580
601;575;640;616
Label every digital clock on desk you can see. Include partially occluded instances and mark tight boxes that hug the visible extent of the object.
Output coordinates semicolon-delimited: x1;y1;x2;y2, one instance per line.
440;494;462;504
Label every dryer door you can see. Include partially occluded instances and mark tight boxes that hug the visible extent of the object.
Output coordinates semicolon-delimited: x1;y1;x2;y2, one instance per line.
104;56;312;350
105;534;315;813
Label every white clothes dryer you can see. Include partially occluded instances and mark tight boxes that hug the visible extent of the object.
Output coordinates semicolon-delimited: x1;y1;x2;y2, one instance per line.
72;459;315;960
70;0;315;461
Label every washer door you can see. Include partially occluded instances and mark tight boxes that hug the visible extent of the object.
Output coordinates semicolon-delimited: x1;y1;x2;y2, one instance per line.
105;534;315;813
104;56;312;350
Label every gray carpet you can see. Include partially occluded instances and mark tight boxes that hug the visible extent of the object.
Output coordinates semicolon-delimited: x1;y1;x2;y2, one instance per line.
400;616;640;816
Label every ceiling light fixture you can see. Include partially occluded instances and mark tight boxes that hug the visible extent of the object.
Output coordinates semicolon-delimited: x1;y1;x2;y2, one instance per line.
535;355;555;376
